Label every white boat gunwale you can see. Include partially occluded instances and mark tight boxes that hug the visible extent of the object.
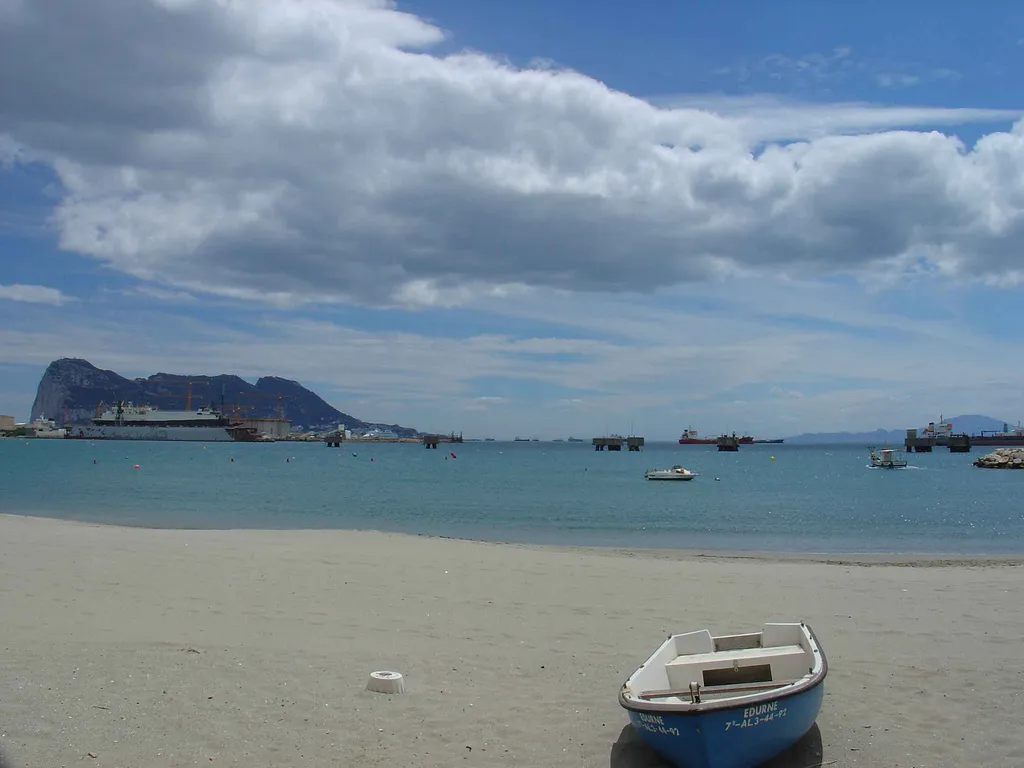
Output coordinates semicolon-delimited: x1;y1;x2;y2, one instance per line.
618;622;827;716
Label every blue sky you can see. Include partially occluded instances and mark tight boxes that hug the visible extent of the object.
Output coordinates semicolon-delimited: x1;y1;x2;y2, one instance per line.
1;0;1023;438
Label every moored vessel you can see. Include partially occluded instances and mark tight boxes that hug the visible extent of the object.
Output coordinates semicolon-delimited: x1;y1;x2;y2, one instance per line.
28;416;66;438
971;422;1024;447
66;401;260;442
921;416;954;445
679;428;740;445
678;428;781;445
644;465;697;481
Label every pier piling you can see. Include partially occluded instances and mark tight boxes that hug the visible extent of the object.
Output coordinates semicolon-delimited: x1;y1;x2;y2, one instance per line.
947;434;971;453
904;428;933;452
423;432;462;449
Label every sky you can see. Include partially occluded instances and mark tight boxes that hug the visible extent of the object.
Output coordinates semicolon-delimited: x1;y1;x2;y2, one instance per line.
2;0;1024;439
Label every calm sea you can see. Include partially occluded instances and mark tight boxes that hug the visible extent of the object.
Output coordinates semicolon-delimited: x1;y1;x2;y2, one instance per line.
1;439;1022;554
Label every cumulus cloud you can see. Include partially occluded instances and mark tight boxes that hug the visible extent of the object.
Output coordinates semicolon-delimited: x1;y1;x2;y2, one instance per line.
2;0;1024;307
0;283;73;305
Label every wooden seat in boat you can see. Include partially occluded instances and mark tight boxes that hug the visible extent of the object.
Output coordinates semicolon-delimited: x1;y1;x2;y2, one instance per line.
665;644;809;690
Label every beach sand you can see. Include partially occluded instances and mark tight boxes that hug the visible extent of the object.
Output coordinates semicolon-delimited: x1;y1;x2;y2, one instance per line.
0;514;1021;768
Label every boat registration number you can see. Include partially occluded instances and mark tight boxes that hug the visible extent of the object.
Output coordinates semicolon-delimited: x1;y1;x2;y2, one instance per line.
635;713;680;737
725;707;787;731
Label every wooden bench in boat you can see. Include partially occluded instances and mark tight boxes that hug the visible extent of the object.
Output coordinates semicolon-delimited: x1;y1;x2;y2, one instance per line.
639;678;801;701
665;644;809;691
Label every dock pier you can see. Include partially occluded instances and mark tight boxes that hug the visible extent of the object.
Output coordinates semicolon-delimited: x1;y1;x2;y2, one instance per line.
947;434;971;452
324;432;344;447
626;436;645;452
717;434;740;452
423;432;463;449
905;429;934;452
592;436;624;451
905;428;971;453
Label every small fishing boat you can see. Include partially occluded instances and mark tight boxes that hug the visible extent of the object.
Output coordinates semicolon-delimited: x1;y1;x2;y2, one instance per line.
869;447;908;469
619;622;827;768
644;465;696;481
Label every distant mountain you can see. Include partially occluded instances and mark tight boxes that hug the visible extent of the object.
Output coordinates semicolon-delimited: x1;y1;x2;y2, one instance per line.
785;414;1011;444
785;428;904;445
29;358;418;435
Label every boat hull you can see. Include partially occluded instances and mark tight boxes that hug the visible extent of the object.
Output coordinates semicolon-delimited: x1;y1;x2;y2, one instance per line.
67;425;255;442
971;436;1024;446
623;681;824;768
679;437;757;445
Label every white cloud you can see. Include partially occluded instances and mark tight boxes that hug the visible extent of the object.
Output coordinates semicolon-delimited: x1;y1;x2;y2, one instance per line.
652;93;1017;143
1;275;1022;438
122;285;198;303
0;0;1023;309
0;283;73;305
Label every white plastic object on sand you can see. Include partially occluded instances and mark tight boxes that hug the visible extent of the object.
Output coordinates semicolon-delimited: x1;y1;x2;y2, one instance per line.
366;670;406;694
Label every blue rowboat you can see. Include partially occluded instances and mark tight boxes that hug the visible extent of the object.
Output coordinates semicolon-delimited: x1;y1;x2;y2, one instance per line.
618;622;826;768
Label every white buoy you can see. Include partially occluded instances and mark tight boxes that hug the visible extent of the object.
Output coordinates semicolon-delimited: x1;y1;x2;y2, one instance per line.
366;670;406;694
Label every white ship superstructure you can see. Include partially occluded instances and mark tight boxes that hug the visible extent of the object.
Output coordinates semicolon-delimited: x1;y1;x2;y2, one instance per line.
921;415;954;444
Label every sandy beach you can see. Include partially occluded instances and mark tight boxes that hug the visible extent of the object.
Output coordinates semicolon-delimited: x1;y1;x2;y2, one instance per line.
0;514;1021;768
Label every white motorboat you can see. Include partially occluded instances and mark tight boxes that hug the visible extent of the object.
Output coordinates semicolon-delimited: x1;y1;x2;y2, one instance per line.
869;447;908;469
644;465;696;481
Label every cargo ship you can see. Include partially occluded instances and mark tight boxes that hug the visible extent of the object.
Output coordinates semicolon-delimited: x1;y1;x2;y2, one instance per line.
971;422;1024;446
66;401;260;442
677;428;784;445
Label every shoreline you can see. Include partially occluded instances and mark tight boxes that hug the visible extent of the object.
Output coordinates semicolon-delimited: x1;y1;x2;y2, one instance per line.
4;512;1023;567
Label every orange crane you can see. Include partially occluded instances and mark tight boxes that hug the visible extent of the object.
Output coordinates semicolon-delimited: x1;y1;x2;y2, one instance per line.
241;392;297;419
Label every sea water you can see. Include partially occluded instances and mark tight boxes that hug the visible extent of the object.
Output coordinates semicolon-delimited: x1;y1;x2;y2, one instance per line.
1;439;1022;554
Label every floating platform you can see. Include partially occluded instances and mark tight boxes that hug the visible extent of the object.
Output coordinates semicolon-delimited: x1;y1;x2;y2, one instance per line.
905;429;970;453
717;434;740;452
593;436;624;451
423;432;463;449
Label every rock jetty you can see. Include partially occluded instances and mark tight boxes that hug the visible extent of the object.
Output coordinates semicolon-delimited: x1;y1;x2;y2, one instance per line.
973;447;1024;468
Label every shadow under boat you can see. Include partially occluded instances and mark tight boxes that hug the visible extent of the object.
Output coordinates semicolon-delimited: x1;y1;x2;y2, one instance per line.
609;722;824;768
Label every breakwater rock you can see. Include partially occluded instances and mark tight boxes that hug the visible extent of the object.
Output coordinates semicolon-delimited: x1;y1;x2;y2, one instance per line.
973;447;1024;468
